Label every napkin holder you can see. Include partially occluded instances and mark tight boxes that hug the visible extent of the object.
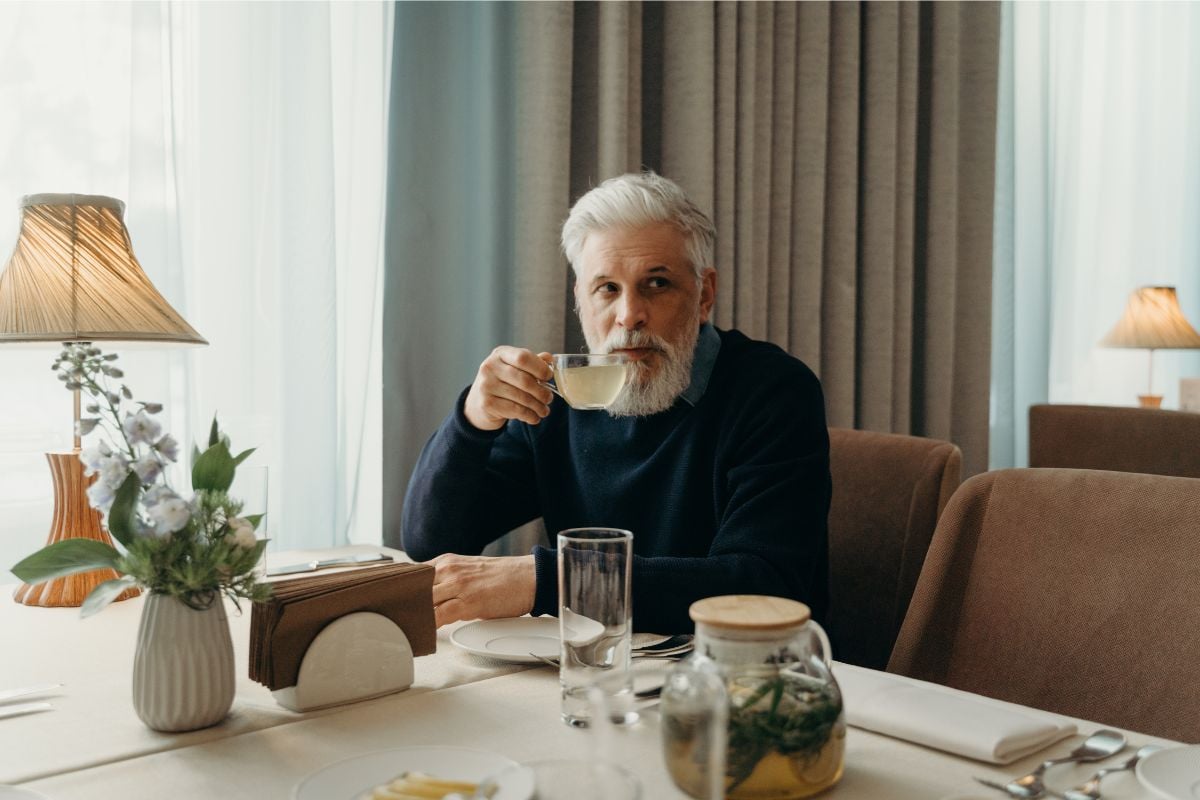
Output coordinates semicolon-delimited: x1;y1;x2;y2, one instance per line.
271;612;413;712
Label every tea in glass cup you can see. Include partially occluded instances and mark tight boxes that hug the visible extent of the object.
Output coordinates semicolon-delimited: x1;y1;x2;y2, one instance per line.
545;353;629;410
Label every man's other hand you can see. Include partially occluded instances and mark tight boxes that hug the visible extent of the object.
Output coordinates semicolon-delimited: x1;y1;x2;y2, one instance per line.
463;346;555;430
427;553;536;627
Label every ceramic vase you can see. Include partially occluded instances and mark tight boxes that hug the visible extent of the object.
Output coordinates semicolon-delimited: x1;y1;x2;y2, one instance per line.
132;593;235;732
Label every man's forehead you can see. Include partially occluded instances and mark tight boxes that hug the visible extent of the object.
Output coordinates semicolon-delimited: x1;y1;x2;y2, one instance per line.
578;224;689;277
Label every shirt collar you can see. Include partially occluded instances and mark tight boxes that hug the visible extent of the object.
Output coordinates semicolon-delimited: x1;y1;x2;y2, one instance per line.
679;322;721;406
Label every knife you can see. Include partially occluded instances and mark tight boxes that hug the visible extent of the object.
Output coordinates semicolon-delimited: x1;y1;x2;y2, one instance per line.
266;552;394;576
0;683;61;704
0;701;53;721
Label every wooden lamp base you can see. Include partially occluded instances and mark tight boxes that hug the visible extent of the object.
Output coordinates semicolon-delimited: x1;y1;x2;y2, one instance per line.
12;452;141;607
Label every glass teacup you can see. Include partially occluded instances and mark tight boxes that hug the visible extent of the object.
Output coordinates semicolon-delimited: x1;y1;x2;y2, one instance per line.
542;353;630;410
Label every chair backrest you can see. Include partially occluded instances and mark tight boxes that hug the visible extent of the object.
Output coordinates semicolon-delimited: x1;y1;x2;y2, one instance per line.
889;468;1200;741
1028;403;1200;478
827;427;962;670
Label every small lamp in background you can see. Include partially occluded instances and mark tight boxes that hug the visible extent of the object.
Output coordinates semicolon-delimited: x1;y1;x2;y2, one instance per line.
1100;286;1200;408
0;194;206;606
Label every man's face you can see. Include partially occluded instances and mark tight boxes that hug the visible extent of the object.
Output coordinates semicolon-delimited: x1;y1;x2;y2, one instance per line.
574;222;716;415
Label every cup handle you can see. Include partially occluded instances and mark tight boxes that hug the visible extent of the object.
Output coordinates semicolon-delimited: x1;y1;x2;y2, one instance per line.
538;378;565;401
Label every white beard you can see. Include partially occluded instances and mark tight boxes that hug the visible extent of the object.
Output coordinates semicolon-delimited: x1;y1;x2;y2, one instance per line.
586;312;701;417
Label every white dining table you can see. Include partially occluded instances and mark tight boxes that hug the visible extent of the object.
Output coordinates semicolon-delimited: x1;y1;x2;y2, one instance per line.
1;546;1178;799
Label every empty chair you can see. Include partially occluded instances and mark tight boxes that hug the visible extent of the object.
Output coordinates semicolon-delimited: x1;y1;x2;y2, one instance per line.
827;428;962;670
889;468;1200;741
1028;403;1200;478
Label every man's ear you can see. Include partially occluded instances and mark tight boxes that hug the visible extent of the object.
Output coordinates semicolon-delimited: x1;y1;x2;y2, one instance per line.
698;268;717;323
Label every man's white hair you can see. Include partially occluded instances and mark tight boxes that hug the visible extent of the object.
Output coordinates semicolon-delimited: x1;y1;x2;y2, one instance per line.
560;171;716;280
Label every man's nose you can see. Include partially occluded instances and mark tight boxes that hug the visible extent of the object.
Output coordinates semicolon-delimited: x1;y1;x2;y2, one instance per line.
615;293;648;330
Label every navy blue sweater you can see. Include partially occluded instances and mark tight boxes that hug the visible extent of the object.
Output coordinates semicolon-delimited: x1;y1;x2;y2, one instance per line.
402;328;831;633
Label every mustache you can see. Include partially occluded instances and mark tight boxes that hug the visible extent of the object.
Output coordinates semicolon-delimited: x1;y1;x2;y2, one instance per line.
599;329;670;353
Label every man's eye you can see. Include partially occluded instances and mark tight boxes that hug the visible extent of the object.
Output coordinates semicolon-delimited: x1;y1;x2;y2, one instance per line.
648;277;670;289
595;283;618;295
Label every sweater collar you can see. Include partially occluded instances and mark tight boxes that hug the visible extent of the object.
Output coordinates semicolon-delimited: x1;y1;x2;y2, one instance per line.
679;323;721;406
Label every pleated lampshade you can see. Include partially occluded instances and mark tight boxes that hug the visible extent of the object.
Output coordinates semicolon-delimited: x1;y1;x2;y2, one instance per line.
1100;286;1200;350
0;193;206;345
0;193;205;608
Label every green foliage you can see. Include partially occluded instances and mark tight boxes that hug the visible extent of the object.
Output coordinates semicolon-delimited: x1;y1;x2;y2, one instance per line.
12;539;121;583
107;472;141;547
11;347;272;618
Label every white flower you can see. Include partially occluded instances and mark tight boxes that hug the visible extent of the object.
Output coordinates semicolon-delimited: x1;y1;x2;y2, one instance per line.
227;517;257;549
122;410;162;446
86;481;116;512
97;456;131;490
80;442;113;475
142;485;178;507
132;455;162;483
154;433;180;462
147;497;191;536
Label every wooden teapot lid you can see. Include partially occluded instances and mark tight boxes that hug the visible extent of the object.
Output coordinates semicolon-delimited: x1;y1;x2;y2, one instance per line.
688;595;811;631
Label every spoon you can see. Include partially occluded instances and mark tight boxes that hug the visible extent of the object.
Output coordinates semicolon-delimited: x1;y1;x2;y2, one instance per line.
1062;744;1163;800
974;729;1126;798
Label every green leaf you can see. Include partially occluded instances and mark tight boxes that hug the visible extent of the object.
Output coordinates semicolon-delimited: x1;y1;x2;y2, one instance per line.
81;576;139;618
107;472;141;547
208;416;220;448
232;447;255;467
191;443;202;466
192;441;236;492
244;513;264;530
11;539;122;584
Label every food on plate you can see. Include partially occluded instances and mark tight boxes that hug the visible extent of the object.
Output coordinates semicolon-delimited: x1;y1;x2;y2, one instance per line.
362;770;496;800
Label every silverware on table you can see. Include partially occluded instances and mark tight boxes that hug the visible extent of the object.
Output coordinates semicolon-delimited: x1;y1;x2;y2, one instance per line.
974;729;1127;798
0;683;62;704
1062;744;1163;800
266;552;393;576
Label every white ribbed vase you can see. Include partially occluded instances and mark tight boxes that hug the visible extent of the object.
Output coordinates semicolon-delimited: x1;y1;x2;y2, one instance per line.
132;593;235;732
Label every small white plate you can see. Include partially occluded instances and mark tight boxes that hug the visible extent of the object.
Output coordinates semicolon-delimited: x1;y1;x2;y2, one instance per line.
293;745;519;800
1136;745;1200;800
450;618;671;664
450;617;562;663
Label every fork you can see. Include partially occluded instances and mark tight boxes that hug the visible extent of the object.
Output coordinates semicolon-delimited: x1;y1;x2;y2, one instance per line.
974;729;1126;798
527;653;663;698
1061;744;1162;800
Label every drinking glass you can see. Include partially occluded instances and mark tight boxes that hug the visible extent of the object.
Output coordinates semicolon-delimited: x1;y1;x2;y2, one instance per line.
542;353;629;410
557;527;634;727
489;759;641;800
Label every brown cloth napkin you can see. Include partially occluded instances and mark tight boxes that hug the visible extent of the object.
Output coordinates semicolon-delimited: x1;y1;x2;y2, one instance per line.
249;562;436;690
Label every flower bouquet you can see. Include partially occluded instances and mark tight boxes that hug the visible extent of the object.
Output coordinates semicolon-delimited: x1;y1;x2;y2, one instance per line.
12;343;270;616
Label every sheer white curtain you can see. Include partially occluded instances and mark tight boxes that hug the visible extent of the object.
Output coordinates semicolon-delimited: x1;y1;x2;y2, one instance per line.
991;1;1200;468
0;2;389;579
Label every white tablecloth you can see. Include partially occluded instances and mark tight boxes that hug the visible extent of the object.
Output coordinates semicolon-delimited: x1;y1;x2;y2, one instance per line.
0;546;528;784
19;667;1173;800
1;546;1178;799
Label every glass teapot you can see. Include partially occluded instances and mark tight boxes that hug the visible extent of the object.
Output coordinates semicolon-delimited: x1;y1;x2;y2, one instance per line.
661;595;845;800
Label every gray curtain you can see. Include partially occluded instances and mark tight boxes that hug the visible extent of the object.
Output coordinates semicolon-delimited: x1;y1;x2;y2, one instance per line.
384;1;1001;548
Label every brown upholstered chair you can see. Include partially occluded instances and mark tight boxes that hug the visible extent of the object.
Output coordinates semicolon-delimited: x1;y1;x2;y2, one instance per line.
1028;403;1200;478
827;428;962;670
889;468;1200;741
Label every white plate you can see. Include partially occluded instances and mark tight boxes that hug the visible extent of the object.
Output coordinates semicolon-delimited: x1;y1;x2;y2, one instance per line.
293;745;520;800
450;618;664;664
450;617;562;663
1136;745;1200;800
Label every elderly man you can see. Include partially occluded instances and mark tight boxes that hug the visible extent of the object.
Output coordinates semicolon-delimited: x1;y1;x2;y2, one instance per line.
402;172;830;633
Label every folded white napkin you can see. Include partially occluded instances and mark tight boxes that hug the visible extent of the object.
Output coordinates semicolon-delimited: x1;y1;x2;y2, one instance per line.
832;662;1076;764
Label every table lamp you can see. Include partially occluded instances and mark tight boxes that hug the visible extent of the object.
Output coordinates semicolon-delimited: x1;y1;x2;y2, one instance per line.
1100;286;1200;408
0;194;207;606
